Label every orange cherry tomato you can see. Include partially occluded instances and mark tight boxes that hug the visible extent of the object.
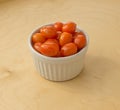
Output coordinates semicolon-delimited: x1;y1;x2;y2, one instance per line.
40;25;57;38
32;33;46;44
56;31;62;40
44;39;59;45
61;43;77;56
40;43;59;57
54;22;63;31
73;31;84;38
33;42;42;52
32;21;86;57
59;32;73;46
62;22;76;34
74;35;86;49
56;51;62;57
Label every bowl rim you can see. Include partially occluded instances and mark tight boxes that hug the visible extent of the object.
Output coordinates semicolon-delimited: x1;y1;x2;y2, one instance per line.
28;24;89;61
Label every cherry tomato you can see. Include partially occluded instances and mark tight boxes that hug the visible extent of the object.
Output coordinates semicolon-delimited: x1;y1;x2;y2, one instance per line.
44;39;59;45
40;25;57;38
40;43;59;57
32;33;46;44
62;22;76;33
32;21;86;57
56;51;62;57
74;35;86;49
33;42;42;52
56;31;62;40
61;43;77;56
54;22;63;31
73;31;84;38
59;32;73;46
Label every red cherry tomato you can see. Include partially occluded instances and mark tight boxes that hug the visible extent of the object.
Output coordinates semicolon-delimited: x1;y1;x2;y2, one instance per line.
33;42;42;52
74;35;86;49
32;33;46;44
61;43;77;56
59;32;73;46
54;22;63;31
62;22;76;34
40;43;59;57
40;25;57;38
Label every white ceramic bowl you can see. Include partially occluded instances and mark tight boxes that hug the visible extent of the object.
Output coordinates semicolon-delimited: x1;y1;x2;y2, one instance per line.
28;24;89;81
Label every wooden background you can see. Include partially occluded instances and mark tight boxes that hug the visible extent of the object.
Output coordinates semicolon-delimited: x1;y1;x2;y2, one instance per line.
0;0;120;110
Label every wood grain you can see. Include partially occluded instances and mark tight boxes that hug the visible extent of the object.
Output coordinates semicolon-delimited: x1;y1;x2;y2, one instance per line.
0;0;120;110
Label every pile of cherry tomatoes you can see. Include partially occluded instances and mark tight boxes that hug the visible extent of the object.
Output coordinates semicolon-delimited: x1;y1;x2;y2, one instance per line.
32;21;86;57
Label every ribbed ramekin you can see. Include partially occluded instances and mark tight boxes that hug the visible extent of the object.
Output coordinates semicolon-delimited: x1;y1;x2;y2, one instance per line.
28;24;89;81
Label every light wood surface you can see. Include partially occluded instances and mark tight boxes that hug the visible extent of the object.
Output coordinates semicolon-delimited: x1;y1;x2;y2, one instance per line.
0;0;120;110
